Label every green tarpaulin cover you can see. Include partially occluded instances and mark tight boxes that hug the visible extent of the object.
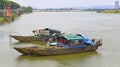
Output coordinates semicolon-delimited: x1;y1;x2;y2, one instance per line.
63;35;84;40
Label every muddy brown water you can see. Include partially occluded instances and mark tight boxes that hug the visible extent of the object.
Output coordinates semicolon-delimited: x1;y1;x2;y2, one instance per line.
0;12;120;67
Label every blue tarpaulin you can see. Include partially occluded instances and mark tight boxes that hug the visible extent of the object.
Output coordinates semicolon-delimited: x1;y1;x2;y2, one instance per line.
70;44;86;48
77;34;95;45
57;43;69;48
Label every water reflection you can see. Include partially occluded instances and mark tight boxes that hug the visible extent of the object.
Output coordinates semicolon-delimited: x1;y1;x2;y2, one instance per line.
16;52;100;67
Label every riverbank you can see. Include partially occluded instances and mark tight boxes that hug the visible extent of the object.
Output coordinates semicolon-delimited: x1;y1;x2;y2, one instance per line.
33;9;81;12
0;0;32;24
97;10;120;14
0;12;18;24
0;9;32;24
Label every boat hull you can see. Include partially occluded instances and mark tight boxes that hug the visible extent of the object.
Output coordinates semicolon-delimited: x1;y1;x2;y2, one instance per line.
14;45;99;56
10;35;42;42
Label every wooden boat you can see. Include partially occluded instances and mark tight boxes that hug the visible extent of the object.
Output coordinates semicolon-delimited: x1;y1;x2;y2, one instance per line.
10;28;61;42
14;45;101;56
9;35;43;42
14;34;102;56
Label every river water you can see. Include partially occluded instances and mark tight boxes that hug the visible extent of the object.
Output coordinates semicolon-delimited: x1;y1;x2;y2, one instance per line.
0;12;120;67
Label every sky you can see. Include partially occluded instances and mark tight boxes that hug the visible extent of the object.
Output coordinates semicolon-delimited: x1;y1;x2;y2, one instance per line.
11;0;119;8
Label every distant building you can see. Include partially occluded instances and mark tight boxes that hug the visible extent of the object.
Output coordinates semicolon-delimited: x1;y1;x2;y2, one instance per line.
115;1;119;9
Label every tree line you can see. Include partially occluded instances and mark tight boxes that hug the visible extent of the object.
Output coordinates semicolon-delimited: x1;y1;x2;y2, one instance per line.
0;0;32;12
0;0;20;9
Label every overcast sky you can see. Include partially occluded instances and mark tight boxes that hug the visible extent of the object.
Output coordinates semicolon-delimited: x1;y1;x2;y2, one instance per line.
12;0;119;8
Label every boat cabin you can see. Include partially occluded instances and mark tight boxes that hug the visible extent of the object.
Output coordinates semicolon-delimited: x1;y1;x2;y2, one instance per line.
32;28;61;37
47;34;95;48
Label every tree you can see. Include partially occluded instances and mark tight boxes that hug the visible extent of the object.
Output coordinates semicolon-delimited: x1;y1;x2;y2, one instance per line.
0;0;4;9
26;6;32;12
4;0;20;9
21;6;33;12
0;0;21;9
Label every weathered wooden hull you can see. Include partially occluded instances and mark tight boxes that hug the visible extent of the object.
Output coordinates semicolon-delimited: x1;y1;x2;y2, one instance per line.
14;45;99;56
10;35;42;42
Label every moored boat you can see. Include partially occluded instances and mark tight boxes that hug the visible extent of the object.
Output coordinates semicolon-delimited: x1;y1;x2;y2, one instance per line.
10;28;61;42
9;35;42;42
14;34;102;56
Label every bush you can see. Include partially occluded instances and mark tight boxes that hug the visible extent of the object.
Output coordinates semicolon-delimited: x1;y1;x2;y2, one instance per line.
0;17;5;23
6;17;12;22
0;12;4;17
11;13;17;18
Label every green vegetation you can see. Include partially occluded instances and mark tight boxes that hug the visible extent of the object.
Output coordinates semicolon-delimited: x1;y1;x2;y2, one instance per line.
0;12;18;24
0;17;5;23
0;0;4;9
0;0;33;24
0;11;5;23
21;6;33;13
97;10;120;14
0;0;20;9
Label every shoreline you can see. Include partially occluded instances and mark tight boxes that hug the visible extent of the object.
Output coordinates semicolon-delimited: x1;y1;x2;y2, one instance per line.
33;10;82;12
97;10;120;14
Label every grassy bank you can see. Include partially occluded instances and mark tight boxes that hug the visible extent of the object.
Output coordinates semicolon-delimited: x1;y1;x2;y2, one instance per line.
0;12;18;24
97;10;120;14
